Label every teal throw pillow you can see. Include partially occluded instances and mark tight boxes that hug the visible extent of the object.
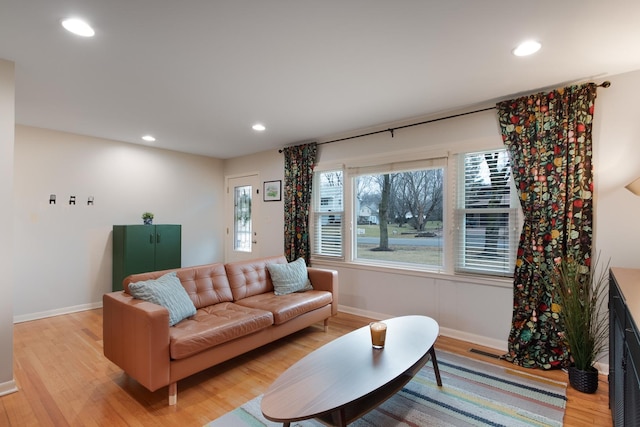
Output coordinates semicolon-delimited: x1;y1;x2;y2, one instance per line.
267;258;313;296
128;271;196;326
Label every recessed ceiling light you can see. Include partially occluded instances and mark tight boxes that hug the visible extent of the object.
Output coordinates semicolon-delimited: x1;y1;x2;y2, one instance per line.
141;135;156;142
252;124;266;131
61;18;95;37
512;40;541;57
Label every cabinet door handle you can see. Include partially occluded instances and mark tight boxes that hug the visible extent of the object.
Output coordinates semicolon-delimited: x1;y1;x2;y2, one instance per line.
157;233;161;244
149;233;153;244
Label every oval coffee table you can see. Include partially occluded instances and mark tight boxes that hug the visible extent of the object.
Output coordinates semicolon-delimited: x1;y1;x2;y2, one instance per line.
261;315;442;426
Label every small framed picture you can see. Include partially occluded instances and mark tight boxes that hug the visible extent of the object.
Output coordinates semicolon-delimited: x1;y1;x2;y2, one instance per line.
263;180;282;202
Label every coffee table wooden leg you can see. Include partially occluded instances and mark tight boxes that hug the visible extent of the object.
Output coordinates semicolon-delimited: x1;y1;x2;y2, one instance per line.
429;347;443;387
283;423;290;427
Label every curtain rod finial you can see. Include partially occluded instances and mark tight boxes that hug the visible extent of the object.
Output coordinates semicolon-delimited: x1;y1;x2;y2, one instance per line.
600;81;611;88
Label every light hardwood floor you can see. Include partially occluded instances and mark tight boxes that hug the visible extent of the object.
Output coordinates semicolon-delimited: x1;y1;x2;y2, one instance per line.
1;309;612;426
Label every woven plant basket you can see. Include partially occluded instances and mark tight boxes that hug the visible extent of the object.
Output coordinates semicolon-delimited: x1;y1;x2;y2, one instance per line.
568;365;599;393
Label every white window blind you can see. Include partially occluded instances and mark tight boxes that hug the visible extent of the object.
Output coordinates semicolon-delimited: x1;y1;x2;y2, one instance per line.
312;170;344;258
455;150;520;276
347;157;447;176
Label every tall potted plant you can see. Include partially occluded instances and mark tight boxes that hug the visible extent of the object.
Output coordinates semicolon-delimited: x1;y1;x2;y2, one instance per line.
552;255;609;393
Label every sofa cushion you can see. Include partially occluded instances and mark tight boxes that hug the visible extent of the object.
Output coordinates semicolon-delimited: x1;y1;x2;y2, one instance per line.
128;271;197;326
124;263;233;310
235;290;333;325
174;264;234;309
226;255;287;300
267;257;313;295
168;302;273;359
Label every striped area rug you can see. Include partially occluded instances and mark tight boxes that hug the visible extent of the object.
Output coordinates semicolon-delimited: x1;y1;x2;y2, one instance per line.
205;350;567;427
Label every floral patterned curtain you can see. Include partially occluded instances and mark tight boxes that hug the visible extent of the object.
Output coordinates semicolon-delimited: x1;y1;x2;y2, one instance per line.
496;83;597;369
283;142;317;263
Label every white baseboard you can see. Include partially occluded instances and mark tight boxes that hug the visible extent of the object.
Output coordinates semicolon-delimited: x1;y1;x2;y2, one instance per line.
594;361;609;376
438;326;508;353
337;305;390;321
13;301;103;324
338;304;508;352
338;305;610;376
12;303;608;376
0;379;18;397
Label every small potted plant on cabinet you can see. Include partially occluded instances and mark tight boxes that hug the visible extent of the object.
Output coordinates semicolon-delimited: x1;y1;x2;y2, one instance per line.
142;212;154;225
553;255;609;393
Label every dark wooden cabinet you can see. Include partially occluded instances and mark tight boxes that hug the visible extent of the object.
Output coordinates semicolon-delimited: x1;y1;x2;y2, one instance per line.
112;224;181;291
609;268;640;426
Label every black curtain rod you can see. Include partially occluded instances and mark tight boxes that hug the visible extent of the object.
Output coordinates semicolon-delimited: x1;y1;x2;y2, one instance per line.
277;107;493;152
279;80;611;152
318;106;496;146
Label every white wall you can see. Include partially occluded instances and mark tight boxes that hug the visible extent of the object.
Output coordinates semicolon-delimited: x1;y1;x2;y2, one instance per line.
9;67;640;351
593;70;640;268
13;126;225;320
225;108;515;349
228;70;640;351
0;59;17;396
310;107;514;350
332;265;512;349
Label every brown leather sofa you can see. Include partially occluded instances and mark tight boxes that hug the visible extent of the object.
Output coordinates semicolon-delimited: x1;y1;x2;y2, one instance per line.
103;255;338;405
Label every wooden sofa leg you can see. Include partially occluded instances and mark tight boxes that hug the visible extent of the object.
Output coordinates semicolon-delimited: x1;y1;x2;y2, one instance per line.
324;318;329;332
169;382;177;405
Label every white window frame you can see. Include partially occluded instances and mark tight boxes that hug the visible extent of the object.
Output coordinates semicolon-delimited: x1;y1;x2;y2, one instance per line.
311;169;345;260
310;148;522;280
347;158;447;271
454;149;521;277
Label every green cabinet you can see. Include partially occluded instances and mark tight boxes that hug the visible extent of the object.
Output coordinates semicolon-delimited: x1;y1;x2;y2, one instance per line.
112;224;181;291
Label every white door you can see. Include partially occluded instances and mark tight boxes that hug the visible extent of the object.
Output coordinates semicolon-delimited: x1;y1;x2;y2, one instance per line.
226;174;261;262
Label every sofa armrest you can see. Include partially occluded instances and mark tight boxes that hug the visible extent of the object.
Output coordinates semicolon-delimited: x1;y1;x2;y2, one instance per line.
102;291;171;392
307;267;339;316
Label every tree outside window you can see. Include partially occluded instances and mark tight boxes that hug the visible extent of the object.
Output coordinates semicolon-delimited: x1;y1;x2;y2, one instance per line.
354;168;444;268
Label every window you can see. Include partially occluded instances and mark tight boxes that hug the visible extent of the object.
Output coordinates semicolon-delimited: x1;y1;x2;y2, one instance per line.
352;160;445;268
312;170;343;258
455;149;520;276
310;149;521;279
233;185;252;252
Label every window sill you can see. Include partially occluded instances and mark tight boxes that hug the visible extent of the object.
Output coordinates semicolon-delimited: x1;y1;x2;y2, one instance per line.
310;258;513;289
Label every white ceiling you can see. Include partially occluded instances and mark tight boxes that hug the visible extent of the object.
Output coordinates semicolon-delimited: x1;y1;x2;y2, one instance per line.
1;1;640;159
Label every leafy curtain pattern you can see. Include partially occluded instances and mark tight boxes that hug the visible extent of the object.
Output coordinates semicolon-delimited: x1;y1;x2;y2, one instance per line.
283;143;317;264
497;83;597;369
